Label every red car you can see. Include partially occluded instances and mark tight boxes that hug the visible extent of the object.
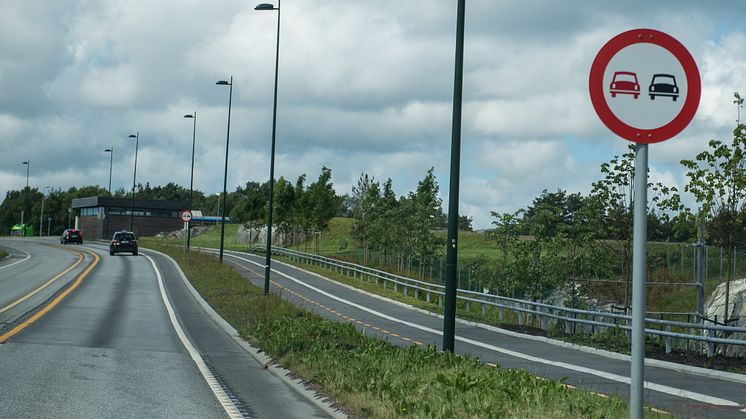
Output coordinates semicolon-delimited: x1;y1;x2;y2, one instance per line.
609;71;640;99
60;229;83;244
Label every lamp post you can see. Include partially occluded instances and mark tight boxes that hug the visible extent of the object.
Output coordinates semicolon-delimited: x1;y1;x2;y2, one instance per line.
47;216;52;237
128;132;139;232
21;161;29;227
183;112;197;250
40;185;49;236
105;148;114;196
216;78;233;263
256;1;281;295
443;0;466;353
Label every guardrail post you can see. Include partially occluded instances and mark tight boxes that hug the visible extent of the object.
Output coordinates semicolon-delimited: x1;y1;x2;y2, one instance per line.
481;294;488;317
426;286;431;303
540;308;547;331
517;304;524;326
415;286;419;300
665;325;672;354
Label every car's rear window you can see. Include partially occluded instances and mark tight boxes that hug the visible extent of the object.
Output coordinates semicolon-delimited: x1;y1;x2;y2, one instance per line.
114;233;135;241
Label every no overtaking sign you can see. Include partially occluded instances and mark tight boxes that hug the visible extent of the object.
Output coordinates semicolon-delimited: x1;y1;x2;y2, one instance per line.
589;28;701;143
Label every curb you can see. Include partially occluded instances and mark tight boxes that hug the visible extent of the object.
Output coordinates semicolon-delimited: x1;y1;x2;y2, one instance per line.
145;248;347;419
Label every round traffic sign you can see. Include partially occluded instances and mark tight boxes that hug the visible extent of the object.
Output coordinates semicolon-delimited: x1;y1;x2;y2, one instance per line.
180;210;193;223
589;29;700;143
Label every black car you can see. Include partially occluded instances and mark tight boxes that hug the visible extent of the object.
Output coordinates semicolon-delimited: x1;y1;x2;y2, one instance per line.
60;229;83;244
109;231;138;256
649;74;679;101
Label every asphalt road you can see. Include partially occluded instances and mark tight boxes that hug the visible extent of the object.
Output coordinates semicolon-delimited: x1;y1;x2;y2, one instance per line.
215;248;746;419
0;238;331;419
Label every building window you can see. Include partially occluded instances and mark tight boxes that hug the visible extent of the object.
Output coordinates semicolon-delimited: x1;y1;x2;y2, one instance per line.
80;207;100;217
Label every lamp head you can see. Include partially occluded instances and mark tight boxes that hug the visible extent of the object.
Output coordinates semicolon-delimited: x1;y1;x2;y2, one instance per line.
128;134;137;139
216;80;230;86
105;148;112;152
183;114;195;119
22;161;28;165
255;3;276;10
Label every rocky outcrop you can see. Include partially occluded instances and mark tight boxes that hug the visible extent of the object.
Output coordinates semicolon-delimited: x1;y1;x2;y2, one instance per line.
703;278;746;356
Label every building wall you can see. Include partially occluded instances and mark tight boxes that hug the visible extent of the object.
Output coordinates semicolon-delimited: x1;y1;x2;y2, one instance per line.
79;213;182;240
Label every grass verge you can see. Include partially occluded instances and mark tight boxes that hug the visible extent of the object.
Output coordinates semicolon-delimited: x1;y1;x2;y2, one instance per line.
263;251;746;376
144;240;654;418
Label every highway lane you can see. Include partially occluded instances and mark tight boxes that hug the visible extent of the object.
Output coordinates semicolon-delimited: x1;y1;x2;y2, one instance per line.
0;238;90;329
0;240;332;419
216;248;746;419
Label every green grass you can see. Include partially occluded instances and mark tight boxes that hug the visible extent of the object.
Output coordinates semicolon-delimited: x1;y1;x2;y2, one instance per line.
143;239;658;418
0;251;8;258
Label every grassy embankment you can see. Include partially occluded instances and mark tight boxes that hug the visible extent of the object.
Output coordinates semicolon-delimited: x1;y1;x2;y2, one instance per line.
144;239;656;418
180;219;728;315
167;220;745;373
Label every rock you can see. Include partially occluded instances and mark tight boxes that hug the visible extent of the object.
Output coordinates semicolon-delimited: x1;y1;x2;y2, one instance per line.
703;278;746;356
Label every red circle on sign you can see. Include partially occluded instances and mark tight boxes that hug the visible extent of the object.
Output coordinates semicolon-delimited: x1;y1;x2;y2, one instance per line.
589;29;700;143
180;210;192;222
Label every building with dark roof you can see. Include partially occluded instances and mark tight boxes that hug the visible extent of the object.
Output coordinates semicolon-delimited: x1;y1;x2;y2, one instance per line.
72;196;187;240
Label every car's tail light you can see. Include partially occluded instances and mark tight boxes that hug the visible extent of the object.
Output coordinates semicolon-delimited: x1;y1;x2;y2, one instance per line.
112;240;118;245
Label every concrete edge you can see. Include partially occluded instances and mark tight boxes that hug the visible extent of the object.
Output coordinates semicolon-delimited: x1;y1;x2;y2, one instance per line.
264;252;746;385
143;247;348;419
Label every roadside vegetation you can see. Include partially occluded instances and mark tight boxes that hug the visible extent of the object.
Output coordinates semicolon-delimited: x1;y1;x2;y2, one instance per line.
145;240;662;418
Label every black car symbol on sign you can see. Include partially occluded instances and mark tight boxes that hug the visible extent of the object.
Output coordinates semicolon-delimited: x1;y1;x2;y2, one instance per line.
649;74;679;101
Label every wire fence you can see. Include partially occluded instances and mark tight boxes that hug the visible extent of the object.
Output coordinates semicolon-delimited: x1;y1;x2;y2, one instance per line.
254;245;746;358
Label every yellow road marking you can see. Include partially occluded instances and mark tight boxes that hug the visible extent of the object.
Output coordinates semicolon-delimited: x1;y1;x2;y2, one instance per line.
0;249;99;343
0;249;84;314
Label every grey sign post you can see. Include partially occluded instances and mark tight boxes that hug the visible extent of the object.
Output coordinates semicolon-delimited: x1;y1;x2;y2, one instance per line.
589;29;700;418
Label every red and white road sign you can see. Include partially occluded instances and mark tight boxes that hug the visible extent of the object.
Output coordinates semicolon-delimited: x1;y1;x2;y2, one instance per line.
589;28;700;143
180;210;193;223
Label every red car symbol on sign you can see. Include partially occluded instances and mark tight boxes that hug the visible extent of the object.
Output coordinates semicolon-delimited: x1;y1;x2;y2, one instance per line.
609;71;640;99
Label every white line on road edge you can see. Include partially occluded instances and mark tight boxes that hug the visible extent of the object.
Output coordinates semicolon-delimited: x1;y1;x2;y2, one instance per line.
221;251;744;409
144;254;244;419
0;245;31;270
144;248;346;419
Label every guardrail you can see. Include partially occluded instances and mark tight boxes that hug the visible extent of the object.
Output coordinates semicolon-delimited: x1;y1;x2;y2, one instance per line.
252;245;746;357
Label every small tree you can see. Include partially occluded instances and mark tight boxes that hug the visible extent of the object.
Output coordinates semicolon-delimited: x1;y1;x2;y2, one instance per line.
681;124;746;323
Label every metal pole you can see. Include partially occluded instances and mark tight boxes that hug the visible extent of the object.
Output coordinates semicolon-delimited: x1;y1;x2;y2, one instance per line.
39;192;45;236
47;216;51;237
219;77;233;263
188;111;197;250
443;0;466;353
107;147;113;196
696;222;705;322
130;132;139;232
264;0;281;294
630;143;648;419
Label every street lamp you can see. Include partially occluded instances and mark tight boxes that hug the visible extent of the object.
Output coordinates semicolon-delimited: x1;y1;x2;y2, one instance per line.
128;132;139;232
256;0;281;295
443;0;466;353
104;148;114;196
21;160;29;227
184;112;197;250
216;77;233;263
40;185;50;236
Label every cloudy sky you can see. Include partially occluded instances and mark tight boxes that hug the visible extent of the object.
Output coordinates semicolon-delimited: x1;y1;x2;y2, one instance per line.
2;1;746;229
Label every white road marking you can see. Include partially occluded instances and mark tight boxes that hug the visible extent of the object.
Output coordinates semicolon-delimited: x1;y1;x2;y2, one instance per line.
221;251;744;409
0;245;31;270
144;254;245;419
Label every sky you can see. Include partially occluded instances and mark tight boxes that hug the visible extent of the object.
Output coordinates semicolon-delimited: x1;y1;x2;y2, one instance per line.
2;1;746;229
